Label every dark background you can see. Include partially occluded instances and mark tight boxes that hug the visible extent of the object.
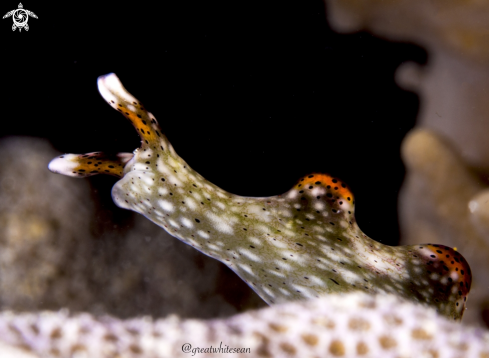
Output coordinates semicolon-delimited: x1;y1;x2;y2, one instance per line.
0;0;426;245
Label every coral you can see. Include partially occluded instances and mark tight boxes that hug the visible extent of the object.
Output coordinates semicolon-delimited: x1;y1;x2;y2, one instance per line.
49;74;472;320
0;137;94;311
0;292;488;358
325;0;489;64
324;0;489;326
326;0;489;172
400;129;489;327
0;136;262;319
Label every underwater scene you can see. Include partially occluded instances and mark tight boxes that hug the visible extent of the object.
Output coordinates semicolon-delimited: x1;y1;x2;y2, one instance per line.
1;0;489;357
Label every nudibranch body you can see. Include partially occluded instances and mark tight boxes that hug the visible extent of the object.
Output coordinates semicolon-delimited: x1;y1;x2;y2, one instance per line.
49;74;471;320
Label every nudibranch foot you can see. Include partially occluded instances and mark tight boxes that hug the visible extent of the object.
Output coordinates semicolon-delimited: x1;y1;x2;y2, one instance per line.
48;73;472;321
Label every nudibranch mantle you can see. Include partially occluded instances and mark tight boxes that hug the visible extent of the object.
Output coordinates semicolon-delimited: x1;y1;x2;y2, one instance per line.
49;73;471;320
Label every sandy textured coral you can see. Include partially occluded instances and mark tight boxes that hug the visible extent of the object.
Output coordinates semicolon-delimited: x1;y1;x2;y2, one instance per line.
0;137;94;310
0;137;262;318
0;293;488;358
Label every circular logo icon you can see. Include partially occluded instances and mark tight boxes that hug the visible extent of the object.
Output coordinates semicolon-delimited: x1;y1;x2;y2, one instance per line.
12;9;27;28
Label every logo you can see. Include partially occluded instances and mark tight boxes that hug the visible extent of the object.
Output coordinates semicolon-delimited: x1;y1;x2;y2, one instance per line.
3;3;37;31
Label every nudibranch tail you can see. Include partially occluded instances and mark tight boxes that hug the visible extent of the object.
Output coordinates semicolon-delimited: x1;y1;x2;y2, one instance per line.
48;152;133;178
404;244;472;317
48;73;473;322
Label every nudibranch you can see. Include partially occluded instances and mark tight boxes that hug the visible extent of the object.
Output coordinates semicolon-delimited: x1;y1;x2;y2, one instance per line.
48;74;471;320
